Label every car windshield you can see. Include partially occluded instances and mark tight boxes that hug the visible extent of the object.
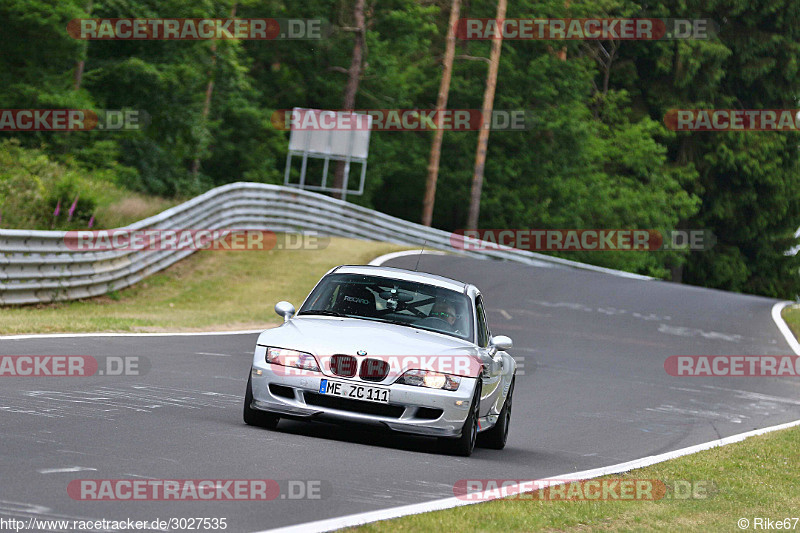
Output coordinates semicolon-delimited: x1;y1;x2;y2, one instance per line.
298;273;473;341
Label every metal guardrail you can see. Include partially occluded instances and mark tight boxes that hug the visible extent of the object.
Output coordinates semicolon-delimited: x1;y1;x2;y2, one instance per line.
0;182;651;305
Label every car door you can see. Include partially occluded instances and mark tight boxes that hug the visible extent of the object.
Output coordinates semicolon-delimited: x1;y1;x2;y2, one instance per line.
475;295;502;417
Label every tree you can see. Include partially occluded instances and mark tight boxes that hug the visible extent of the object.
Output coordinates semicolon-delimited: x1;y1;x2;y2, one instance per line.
331;0;367;200
626;0;800;296
466;0;506;230
421;0;461;226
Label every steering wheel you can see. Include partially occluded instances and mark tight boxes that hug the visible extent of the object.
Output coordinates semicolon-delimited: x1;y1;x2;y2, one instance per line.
420;316;454;331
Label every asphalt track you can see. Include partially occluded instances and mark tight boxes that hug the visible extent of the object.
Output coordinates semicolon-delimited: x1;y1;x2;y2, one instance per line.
1;254;799;532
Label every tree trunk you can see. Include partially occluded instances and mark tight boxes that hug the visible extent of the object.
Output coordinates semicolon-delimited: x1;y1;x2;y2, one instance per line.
671;137;691;283
331;0;366;200
192;3;237;180
73;1;93;91
421;0;461;227
466;0;506;230
73;59;86;92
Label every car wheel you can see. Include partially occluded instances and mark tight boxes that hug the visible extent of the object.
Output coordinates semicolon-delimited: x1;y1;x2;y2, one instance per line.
478;375;514;449
439;381;481;457
243;374;279;429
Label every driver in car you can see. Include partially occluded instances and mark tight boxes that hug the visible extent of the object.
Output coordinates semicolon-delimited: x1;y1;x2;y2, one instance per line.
430;301;457;327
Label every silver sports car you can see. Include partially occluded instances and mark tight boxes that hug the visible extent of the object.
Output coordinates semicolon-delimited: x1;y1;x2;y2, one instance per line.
243;264;516;456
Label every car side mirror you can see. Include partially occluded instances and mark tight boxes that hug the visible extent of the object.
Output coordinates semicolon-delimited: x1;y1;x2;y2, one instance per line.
490;335;513;352
275;301;296;322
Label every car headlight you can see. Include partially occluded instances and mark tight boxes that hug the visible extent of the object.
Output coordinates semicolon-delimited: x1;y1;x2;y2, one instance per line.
396;369;461;391
266;347;321;372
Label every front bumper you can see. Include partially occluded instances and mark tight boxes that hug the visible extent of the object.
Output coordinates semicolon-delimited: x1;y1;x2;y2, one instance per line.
249;361;477;438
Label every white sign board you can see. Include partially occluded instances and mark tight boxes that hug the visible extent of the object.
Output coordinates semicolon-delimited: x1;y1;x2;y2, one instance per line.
288;109;371;159
284;108;372;200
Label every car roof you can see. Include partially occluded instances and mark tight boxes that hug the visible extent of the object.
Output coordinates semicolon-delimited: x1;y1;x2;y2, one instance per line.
331;264;470;293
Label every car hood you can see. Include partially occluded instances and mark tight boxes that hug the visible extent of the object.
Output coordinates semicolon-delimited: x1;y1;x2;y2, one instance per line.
259;316;477;355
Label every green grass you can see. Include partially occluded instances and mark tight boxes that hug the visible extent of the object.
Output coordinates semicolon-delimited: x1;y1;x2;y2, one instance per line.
347;425;800;532
0;237;410;334
781;304;800;342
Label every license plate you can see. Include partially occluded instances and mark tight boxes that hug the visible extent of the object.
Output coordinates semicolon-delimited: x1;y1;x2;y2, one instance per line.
319;379;390;404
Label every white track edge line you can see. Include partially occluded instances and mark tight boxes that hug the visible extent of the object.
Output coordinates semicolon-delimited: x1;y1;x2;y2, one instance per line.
2;248;643;340
1;251;435;340
369;249;653;280
256;417;800;533
257;298;800;532
368;249;449;266
771;301;800;356
0;329;265;340
4;254;798;529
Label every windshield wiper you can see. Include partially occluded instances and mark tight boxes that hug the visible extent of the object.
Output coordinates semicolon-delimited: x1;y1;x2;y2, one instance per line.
372;317;418;329
378;317;463;338
297;309;347;317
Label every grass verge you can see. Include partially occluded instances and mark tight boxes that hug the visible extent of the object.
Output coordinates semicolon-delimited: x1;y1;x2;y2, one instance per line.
348;425;800;533
0;237;410;334
94;191;177;229
780;304;800;343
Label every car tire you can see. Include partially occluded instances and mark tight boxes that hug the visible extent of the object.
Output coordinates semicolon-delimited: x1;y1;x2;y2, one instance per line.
438;381;481;457
477;375;514;449
243;374;279;429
